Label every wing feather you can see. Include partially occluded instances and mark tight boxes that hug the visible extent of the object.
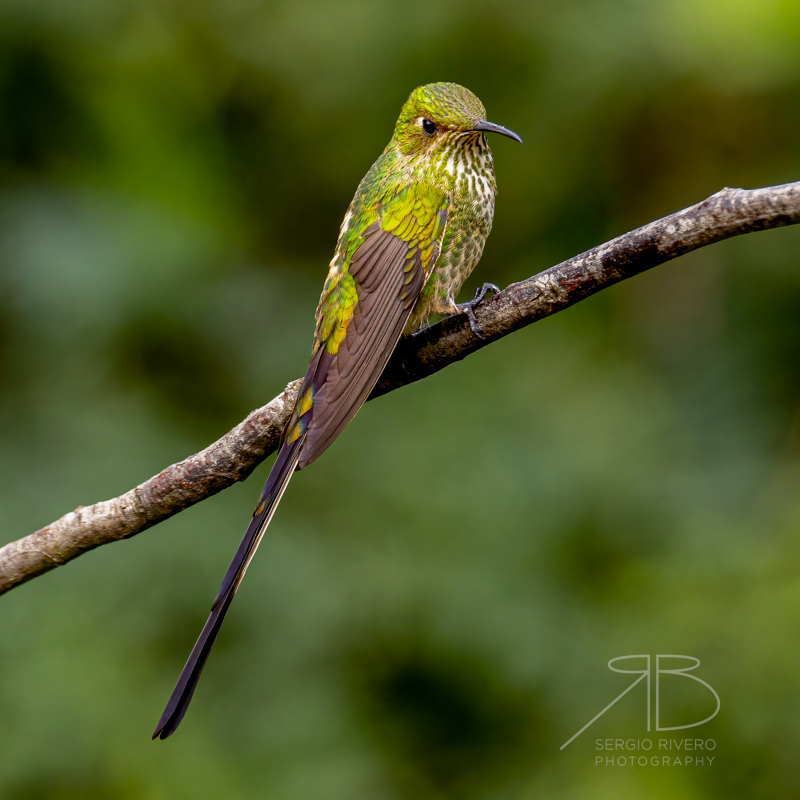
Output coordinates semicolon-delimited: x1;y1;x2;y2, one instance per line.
154;182;448;739
297;184;448;469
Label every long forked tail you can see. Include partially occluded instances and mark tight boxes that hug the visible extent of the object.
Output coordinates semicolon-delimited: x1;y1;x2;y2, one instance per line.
152;437;303;740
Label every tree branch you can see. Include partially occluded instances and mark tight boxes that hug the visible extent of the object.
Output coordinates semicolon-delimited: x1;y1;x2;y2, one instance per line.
3;181;800;596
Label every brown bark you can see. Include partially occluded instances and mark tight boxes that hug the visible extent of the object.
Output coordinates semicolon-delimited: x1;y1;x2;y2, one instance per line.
2;181;799;596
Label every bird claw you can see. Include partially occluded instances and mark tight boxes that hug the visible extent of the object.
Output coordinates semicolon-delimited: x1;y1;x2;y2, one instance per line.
472;282;501;305
457;282;502;340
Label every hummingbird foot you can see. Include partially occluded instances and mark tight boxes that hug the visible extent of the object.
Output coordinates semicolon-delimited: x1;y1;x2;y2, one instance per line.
457;283;502;340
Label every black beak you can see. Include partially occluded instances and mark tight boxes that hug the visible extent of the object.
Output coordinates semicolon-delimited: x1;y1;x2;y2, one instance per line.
474;120;523;143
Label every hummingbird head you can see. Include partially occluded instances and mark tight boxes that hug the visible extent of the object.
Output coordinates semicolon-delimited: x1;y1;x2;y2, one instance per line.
392;82;522;157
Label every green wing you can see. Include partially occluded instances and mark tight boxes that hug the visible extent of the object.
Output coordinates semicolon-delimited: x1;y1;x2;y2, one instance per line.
285;181;449;469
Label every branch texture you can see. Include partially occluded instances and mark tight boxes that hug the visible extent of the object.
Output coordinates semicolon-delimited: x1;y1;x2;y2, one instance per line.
3;181;800;596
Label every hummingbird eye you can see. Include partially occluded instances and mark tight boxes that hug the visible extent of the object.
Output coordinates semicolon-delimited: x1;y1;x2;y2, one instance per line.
422;118;437;136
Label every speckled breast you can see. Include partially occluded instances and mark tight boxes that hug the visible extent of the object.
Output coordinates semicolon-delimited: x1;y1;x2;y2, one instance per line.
410;134;498;330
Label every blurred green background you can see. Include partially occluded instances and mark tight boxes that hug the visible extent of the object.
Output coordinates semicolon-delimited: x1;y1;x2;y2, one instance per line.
1;0;800;797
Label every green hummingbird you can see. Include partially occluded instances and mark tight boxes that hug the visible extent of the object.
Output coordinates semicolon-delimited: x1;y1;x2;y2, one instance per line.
153;82;521;739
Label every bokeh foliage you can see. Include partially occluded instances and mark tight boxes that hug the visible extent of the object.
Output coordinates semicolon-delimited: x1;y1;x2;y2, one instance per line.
1;1;800;797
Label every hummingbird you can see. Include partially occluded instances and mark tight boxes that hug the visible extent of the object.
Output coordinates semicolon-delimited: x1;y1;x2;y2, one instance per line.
153;82;521;739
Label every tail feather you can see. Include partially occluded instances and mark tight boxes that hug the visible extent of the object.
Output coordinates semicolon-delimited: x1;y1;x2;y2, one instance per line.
213;440;302;609
152;437;303;740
